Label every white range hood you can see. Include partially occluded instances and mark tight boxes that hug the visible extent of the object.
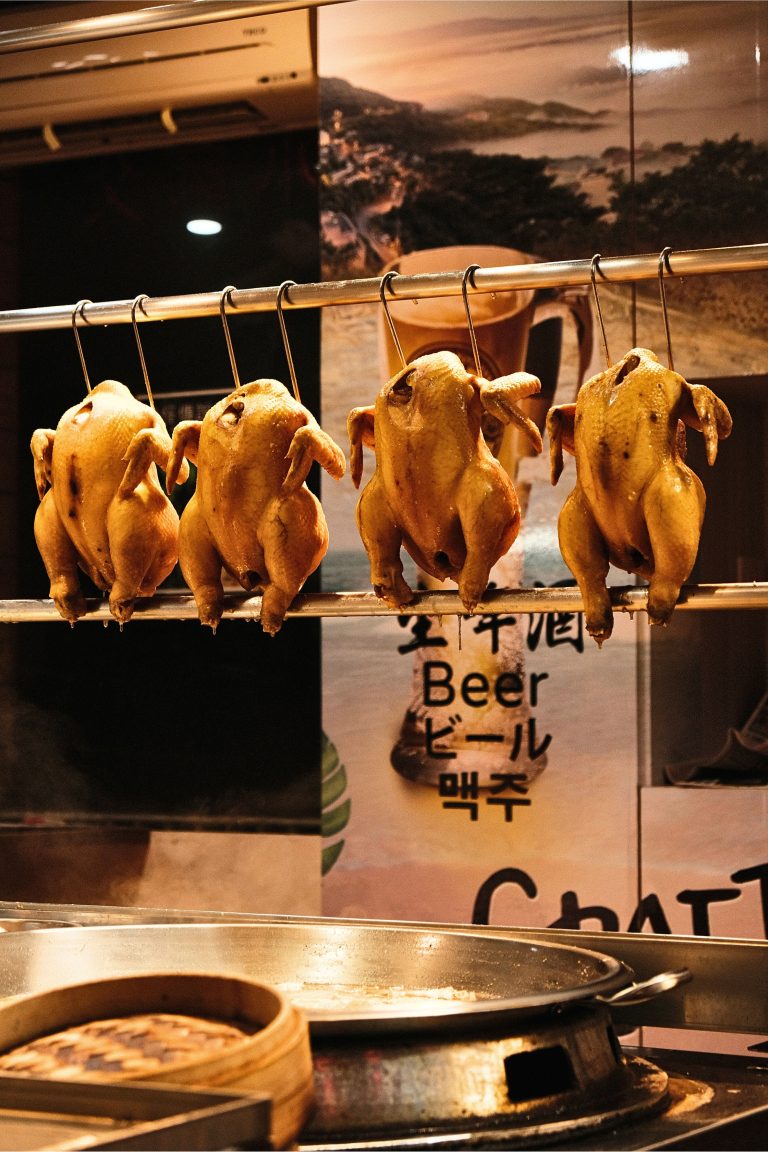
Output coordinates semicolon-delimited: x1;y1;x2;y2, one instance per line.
0;3;319;163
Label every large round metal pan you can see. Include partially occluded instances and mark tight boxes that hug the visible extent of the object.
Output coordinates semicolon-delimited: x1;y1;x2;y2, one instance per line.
0;919;633;1035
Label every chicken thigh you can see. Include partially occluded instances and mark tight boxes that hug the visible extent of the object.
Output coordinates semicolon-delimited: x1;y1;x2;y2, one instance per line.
547;347;732;645
348;350;542;612
31;378;188;624
166;378;345;635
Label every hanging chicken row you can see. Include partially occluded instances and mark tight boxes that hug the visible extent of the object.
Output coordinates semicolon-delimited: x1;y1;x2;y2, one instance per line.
30;345;732;643
30;375;344;636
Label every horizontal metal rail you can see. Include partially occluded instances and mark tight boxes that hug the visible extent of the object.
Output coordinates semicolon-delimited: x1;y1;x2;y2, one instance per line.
3;243;766;623
1;582;767;624
1;243;767;333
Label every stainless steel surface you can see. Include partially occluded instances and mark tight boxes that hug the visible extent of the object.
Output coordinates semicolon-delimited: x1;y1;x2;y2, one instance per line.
0;907;765;1147
302;1005;668;1145
300;1049;768;1151
486;924;768;1036
0;921;634;1035
0;918;74;932
0;1075;271;1151
352;918;768;1036
2;580;768;623
597;968;692;1007
0;0;339;54
0;904;765;1035
0;243;766;332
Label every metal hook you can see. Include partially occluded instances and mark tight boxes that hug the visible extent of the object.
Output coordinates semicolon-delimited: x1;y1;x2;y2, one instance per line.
461;264;482;376
72;298;92;393
219;285;240;390
130;294;154;409
590;254;611;368
276;280;300;404
379;270;407;369
658;247;675;371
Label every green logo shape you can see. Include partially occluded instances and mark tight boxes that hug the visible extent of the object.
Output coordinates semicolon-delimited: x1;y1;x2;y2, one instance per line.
322;732;350;875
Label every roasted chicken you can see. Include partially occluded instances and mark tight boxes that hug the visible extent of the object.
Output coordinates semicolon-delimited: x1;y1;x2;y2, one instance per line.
31;379;188;624
166;378;345;635
348;350;542;612
547;347;733;645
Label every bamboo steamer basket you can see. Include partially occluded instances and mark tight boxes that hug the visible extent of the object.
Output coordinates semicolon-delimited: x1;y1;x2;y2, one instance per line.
0;972;313;1149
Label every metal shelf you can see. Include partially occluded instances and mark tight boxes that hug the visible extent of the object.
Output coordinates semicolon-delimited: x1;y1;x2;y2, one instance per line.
2;583;768;624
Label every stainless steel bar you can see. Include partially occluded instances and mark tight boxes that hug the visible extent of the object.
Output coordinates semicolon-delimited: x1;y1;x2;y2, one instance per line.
1;243;767;333
2;582;768;623
0;0;339;54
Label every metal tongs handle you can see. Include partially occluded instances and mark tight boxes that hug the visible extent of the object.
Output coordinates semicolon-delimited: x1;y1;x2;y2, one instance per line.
599;968;692;1007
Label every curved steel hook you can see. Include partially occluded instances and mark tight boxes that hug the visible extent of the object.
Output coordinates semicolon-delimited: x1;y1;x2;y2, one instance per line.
276;280;300;404
131;294;154;409
460;263;482;376
219;285;240;390
658;246;675;371
590;254;611;368
71;298;92;393
379;270;407;369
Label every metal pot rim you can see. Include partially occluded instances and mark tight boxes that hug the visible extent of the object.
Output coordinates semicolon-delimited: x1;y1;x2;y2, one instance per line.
0;918;638;1036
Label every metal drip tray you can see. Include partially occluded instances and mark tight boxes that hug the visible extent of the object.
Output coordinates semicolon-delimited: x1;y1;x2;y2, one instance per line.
0;1076;270;1150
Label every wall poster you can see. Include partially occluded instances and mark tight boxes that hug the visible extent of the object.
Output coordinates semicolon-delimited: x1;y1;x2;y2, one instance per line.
317;0;768;946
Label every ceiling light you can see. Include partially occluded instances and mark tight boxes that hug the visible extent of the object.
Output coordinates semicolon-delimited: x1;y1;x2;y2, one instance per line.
611;46;689;74
186;218;222;236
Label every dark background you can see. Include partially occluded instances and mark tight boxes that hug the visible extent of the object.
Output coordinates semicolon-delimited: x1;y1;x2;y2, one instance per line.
3;130;323;831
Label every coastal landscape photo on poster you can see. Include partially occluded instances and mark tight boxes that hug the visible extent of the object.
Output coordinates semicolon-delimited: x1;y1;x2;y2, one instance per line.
316;0;768;935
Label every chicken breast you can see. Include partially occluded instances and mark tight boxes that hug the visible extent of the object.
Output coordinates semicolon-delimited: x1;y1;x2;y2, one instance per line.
166;378;346;635
348;350;542;612
547;347;732;645
31;379;189;624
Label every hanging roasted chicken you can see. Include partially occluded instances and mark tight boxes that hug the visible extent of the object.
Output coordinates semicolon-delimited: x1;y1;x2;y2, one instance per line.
165;378;346;635
31;379;189;624
547;346;733;646
348;350;543;612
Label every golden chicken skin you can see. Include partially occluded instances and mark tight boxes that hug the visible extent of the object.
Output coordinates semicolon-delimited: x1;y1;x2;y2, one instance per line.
348;350;542;613
31;379;188;624
166;378;345;635
547;347;732;646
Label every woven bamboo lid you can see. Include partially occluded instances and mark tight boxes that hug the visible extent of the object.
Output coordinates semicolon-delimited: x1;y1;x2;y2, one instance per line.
0;972;314;1149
